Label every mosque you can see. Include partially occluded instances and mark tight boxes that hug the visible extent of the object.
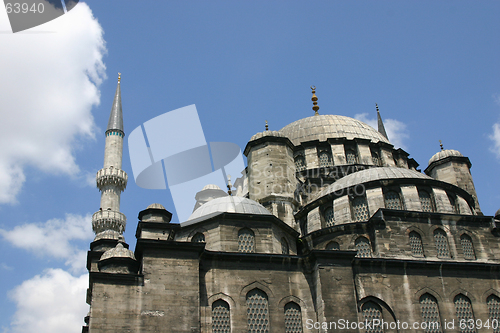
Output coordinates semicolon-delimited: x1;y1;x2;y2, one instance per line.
83;77;500;333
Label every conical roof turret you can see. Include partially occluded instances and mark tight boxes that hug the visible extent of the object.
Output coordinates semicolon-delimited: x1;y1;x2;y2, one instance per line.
376;104;388;140
107;73;124;134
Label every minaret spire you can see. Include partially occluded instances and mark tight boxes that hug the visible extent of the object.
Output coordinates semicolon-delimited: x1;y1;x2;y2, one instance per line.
376;103;389;140
106;73;124;135
92;73;128;242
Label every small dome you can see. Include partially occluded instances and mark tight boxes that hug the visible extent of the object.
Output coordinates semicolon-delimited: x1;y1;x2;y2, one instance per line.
495;209;500;219
428;149;464;165
279;115;390;146
250;130;285;142
100;243;136;261
202;184;222;191
147;203;166;210
188;196;271;221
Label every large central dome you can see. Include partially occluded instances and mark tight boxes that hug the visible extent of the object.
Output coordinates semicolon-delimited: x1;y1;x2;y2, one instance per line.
279;115;390;146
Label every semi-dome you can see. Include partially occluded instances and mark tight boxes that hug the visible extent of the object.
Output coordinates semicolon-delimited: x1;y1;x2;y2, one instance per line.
428;149;464;165
187;196;271;221
201;184;222;191
279;115;390;146
316;167;432;200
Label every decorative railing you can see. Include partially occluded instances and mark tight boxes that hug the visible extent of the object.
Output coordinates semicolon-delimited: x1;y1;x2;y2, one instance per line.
92;210;127;234
96;167;128;191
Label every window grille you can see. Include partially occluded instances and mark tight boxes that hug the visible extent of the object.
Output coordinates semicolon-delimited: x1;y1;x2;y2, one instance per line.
281;237;289;255
346;149;358;164
454;294;476;333
238;229;255;253
212;300;231;333
460;234;476;260
324;207;335;227
295;156;306;172
246;289;269;333
326;241;340;250
419;190;434;212
319;151;333;168
362;301;383;333
355;237;371;258
433;229;450;258
384;191;403;210
487;295;500;333
420;294;442;333
284;302;303;333
191;232;205;243
352;196;369;222
409;231;424;257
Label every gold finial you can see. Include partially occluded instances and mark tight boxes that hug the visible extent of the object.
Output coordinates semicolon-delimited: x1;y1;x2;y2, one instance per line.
118;72;121;83
265;120;269;131
311;86;319;115
227;175;232;196
439;140;444;151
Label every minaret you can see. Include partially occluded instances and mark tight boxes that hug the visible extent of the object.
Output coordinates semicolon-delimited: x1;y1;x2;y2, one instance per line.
376;103;389;140
92;73;128;241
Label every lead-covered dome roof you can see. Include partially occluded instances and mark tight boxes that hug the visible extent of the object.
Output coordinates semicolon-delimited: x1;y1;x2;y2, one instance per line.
428;149;464;165
315;167;432;200
279;115;390;146
187;196;271;221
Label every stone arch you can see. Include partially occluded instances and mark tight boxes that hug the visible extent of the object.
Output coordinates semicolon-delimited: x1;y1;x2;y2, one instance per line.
208;292;236;310
415;287;444;303
188;227;208;239
449;289;477;302
278;295;308;311
482;288;500;302
240;281;274;298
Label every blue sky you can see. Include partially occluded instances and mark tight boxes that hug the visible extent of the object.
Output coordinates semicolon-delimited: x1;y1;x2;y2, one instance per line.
0;1;499;331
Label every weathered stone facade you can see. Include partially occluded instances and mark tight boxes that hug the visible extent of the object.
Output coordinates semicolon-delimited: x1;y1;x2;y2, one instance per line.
83;88;500;333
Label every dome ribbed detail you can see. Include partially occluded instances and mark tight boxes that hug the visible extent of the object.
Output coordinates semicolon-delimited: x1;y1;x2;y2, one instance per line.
428;149;464;165
188;196;271;221
279;115;390;146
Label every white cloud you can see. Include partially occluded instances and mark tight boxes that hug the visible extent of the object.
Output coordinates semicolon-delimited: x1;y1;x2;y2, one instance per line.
490;122;500;159
0;213;93;273
0;3;106;203
7;269;88;333
354;113;409;150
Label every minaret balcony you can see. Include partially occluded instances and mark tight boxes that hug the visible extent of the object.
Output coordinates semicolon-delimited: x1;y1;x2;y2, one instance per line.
96;167;128;191
92;210;126;234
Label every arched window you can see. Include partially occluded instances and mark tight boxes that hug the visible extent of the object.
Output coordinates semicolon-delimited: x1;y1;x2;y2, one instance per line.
284;302;303;333
371;151;381;166
384;191;403;210
487;295;500;333
212;299;231;333
434;229;450;258
460;234;476;260
362;301;383;333
345;148;358;164
352;196;369;222
281;237;289;255
191;232;205;243
319;151;333;168
409;231;424;257
246;289;269;333
238;228;255;253
355;237;371;258
420;294;443;333
324;207;335;227
295;155;306;172
419;190;435;213
454;294;476;333
326;241;340;250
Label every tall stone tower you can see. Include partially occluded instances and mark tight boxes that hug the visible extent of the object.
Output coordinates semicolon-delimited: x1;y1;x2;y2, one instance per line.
91;74;128;243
